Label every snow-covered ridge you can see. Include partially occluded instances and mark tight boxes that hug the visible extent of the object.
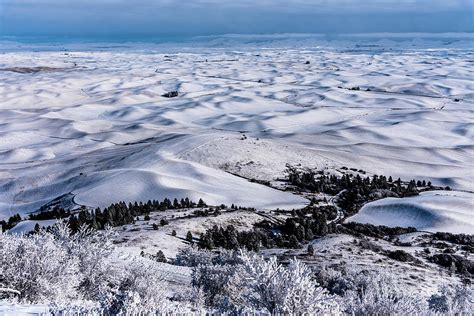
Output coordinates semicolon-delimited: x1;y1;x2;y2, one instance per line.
346;191;474;234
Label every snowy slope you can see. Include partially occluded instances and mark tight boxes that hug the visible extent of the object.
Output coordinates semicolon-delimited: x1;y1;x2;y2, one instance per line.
0;304;49;316
7;219;58;234
73;158;307;210
0;41;473;220
345;191;474;234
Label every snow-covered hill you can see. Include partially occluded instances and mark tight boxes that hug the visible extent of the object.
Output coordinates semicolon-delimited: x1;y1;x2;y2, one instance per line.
345;191;474;234
0;41;473;226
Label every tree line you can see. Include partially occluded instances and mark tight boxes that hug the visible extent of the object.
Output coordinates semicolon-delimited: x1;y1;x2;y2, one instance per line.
69;197;206;232
286;165;448;214
198;206;337;251
1;197;207;233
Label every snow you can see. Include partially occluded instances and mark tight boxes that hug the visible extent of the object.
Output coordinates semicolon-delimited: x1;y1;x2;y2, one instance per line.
112;208;265;258
0;303;49;315
0;37;472;226
308;234;356;251
345;191;474;234
1;33;473;316
262;232;466;298
7;219;57;234
73;159;307;210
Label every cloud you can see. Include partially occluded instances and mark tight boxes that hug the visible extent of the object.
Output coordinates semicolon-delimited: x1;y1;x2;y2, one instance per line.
1;0;472;38
2;0;471;12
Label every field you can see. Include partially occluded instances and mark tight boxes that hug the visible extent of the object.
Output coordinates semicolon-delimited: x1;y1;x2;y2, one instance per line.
1;37;473;222
1;35;473;314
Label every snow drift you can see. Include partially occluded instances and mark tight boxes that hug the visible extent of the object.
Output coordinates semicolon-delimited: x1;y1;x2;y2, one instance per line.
346;191;474;234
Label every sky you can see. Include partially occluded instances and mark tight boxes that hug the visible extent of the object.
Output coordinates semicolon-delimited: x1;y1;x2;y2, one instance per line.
0;0;473;40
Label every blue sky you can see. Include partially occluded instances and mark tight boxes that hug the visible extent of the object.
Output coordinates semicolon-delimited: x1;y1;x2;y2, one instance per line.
0;0;473;39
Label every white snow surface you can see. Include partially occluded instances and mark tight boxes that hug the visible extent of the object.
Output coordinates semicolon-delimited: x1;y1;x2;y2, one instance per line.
7;219;58;234
0;303;49;315
346;191;474;234
0;38;473;220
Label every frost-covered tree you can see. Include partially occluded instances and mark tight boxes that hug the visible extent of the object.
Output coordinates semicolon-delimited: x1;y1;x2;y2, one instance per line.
172;286;207;313
192;261;241;308
0;222;170;313
5;222;465;315
187;249;244;310
0;224;80;304
341;268;427;315
237;252;340;315
189;250;340;314
53;223;120;301
105;258;169;314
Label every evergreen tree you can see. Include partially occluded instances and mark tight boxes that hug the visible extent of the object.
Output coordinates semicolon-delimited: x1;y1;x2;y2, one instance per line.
68;215;80;233
289;235;299;248
7;214;21;228
186;231;194;244
296;225;306;241
199;232;214;250
226;226;239;249
307;244;315;256
198;198;206;207
173;198;180;209
155;250;167;263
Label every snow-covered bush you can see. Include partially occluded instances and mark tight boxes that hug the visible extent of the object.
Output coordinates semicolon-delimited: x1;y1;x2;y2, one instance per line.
6;224;470;315
107;257;169;314
52;223;120;301
1;222;171;313
175;246;214;267
190;250;340;314
0;222;125;307
341;268;427;315
314;265;356;296
172;286;207;313
0;225;80;304
237;252;340;315
192;262;241;309
188;249;243;310
428;284;473;314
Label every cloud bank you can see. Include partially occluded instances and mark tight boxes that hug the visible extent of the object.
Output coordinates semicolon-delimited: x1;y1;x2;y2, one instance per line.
0;0;472;39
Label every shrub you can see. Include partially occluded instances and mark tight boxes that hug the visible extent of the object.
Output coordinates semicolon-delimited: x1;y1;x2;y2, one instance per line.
428;284;473;314
341;268;426;315
0;222;119;305
191;250;339;314
186;231;193;243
